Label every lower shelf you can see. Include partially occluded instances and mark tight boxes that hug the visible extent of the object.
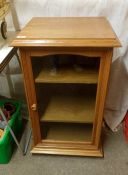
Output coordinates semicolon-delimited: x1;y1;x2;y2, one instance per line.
31;122;103;157
41;123;93;142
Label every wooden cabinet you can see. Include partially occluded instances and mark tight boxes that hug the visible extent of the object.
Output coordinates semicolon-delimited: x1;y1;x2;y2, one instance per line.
12;17;121;157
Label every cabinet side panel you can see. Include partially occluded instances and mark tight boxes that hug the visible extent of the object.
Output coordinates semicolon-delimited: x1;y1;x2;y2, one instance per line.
92;49;113;147
19;49;41;145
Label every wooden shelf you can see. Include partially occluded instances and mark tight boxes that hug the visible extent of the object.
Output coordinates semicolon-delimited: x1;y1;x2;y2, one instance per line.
42;123;93;142
35;65;98;84
40;93;96;123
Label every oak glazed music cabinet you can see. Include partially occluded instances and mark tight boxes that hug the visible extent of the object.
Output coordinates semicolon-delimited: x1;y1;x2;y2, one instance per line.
12;17;121;157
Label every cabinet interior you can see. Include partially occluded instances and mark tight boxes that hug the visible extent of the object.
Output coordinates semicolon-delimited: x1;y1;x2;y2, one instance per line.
41;122;93;142
31;54;100;143
32;54;100;84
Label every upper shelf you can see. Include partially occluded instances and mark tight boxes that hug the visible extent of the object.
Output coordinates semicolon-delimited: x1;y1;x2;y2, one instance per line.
11;17;121;47
35;65;98;84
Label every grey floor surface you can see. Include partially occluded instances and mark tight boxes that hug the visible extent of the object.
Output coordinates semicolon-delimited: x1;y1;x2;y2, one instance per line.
0;124;128;175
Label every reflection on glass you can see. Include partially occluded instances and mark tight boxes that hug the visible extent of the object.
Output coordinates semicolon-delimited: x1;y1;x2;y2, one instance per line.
31;54;100;143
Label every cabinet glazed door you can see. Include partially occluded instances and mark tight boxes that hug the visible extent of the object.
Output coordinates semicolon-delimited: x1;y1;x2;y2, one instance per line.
20;49;41;146
20;47;112;156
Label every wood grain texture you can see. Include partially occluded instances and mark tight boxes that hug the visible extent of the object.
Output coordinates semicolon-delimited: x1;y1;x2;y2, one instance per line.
16;17;121;157
31;144;103;157
42;123;92;142
40;94;95;123
11;17;121;47
29;47;110;57
92;48;113;147
35;65;98;84
16;17;116;39
19;49;41;145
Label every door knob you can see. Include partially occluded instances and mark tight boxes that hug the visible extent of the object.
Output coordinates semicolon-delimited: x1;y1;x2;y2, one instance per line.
31;104;37;111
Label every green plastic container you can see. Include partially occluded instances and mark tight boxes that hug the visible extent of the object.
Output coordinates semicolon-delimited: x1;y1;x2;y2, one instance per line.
0;100;22;164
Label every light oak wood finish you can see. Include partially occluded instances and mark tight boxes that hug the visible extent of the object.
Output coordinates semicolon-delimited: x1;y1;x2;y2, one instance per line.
31;141;103;157
92;49;113;148
19;50;41;145
11;17;121;47
12;17;121;157
40;94;95;123
42;123;93;142
35;65;98;84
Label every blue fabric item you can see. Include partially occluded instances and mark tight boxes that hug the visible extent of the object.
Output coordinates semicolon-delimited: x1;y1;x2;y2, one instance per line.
0;121;6;130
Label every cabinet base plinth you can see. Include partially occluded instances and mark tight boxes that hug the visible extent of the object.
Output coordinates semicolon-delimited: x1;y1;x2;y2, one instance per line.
31;145;103;157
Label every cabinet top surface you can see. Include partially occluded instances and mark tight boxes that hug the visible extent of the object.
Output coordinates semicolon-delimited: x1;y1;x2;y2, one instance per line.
11;17;121;47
